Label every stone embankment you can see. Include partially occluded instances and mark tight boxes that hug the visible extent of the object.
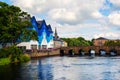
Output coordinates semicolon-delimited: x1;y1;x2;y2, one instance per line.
27;49;60;58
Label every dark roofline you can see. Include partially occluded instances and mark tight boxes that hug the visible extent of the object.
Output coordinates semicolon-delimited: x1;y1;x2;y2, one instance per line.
31;16;53;33
47;24;53;33
96;37;109;40
37;20;43;29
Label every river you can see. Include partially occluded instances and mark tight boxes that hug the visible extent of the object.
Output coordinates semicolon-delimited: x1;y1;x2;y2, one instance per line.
0;56;120;80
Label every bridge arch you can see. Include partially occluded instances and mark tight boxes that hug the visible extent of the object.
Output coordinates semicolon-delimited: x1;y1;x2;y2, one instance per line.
109;49;117;56
60;49;65;56
78;49;85;56
88;49;95;56
99;49;106;56
68;49;74;56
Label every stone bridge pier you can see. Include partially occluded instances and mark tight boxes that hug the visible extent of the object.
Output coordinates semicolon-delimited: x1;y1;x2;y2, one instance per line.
60;46;120;56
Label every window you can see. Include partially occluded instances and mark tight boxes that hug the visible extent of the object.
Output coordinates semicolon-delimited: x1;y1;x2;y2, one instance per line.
42;45;47;49
31;45;37;49
38;45;41;50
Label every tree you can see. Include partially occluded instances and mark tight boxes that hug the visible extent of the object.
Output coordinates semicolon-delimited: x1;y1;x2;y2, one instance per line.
61;37;93;47
104;40;120;46
0;2;37;47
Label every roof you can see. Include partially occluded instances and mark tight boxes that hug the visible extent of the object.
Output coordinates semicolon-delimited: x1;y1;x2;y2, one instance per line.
53;37;64;42
37;20;44;29
17;42;30;46
47;24;53;33
31;16;53;33
96;37;108;40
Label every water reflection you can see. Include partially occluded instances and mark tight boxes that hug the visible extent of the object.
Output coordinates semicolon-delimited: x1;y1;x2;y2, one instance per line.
38;59;53;80
1;57;120;80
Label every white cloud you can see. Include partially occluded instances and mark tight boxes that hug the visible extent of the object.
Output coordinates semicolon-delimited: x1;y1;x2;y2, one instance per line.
11;0;104;25
110;0;120;7
10;0;120;40
92;11;103;18
94;32;120;39
47;0;104;25
108;11;120;26
48;8;77;25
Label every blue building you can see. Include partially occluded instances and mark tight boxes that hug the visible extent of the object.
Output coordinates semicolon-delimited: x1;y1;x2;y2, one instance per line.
31;16;54;49
17;16;54;50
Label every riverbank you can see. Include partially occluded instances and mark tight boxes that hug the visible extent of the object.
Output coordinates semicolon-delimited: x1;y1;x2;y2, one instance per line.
0;54;30;66
0;46;30;66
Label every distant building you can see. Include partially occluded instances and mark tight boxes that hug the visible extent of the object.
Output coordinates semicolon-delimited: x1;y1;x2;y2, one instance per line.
53;28;67;48
93;37;109;46
93;37;120;46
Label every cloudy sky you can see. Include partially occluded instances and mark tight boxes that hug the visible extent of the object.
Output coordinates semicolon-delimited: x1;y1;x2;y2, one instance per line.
1;0;120;40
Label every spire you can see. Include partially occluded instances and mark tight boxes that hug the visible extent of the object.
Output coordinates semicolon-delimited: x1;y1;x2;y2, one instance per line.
54;27;58;39
55;27;57;35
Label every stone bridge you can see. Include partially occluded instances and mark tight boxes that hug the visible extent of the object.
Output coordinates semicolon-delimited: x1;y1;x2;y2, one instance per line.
60;46;120;56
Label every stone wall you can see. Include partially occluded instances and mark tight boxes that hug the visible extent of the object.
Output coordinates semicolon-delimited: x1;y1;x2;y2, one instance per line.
29;49;60;58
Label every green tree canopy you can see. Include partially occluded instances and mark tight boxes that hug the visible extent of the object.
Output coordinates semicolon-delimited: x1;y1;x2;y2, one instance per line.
61;37;93;47
104;40;120;46
0;2;37;47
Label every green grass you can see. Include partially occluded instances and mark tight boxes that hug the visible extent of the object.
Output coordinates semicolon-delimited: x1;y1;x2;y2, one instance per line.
0;58;10;65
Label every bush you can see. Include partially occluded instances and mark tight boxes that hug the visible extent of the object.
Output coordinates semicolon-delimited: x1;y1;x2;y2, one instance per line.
20;54;30;62
9;45;22;63
0;47;11;58
0;45;22;60
0;46;30;64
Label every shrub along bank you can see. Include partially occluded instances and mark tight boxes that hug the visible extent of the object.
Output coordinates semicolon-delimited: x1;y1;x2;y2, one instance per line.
0;46;30;65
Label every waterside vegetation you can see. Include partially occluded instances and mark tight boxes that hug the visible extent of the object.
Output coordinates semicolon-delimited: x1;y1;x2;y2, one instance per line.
0;46;30;65
0;2;33;65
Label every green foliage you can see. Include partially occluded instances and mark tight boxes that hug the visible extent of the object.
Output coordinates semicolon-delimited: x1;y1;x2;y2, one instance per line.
20;54;30;62
0;45;22;62
0;2;37;47
0;58;10;65
104;40;120;46
0;47;10;58
9;46;22;63
61;37;93;47
20;30;38;42
0;46;22;61
0;45;30;65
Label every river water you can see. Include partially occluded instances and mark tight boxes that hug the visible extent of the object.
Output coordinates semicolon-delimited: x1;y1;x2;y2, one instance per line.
1;56;120;80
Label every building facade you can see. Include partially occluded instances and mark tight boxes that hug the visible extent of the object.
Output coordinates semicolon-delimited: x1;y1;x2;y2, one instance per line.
53;28;67;48
17;16;54;50
31;16;54;49
93;37;109;46
17;16;67;50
